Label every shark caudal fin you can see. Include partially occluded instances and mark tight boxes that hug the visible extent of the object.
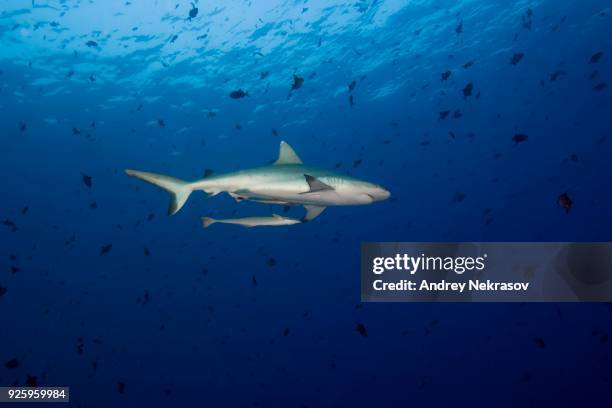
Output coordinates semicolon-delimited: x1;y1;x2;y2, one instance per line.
201;217;217;228
125;169;192;215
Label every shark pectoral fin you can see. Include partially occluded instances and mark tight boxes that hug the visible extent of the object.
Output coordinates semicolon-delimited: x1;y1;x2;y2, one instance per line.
301;174;334;194
303;205;326;222
274;141;303;165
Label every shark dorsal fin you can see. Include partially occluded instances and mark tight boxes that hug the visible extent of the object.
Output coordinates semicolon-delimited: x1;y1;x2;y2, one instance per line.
272;213;282;219
274;141;303;165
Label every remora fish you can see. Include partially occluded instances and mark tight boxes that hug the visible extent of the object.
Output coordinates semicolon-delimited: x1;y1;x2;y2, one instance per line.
201;214;301;228
125;141;390;221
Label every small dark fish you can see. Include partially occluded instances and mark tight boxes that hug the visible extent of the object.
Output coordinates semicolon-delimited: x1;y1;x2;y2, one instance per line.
136;103;143;111
4;358;19;369
462;82;473;98
355;323;368;337
452;109;462;119
448;131;456;139
510;52;524;65
170;34;178;43
229;89;248;99
117;382;125;394
157;119;165;127
82;173;92;187
291;74;304;90
0;285;7;297
2;219;16;227
86;40;98;47
188;3;198;20
453;192;466;203
558;192;573;213
260;71;269;79
21;206;28;215
533;337;546;349
549;70;566;82
348;80;356;92
455;20;463;34
592;82;607;91
271;128;278;137
440;70;451;81
267;258;276;267
349;95;354;107
144;248;150;256
76;338;84;355
235;123;242;130
335;162;342;168
589;70;598;80
283;328;290;336
512;133;528;144
89;74;95;82
353;159;362;167
66;70;74;78
100;244;112;256
462;60;474;69
589;51;603;64
19;121;27;132
252;275;257;286
438;110;450;120
72;127;81;135
203;169;215;178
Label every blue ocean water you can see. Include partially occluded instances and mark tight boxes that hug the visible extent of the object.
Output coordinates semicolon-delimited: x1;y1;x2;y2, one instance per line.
1;0;612;406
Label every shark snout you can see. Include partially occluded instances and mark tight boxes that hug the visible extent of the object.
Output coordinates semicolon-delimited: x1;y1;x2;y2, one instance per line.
366;185;391;202
379;188;391;200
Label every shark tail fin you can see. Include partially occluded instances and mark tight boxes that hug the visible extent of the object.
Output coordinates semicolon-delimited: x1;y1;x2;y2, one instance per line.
201;217;217;228
125;169;192;216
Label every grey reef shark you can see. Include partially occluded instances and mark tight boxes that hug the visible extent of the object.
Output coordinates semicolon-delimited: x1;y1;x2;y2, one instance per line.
125;141;390;225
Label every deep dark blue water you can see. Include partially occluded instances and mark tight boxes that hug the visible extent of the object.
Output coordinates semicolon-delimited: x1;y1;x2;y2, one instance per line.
1;0;612;406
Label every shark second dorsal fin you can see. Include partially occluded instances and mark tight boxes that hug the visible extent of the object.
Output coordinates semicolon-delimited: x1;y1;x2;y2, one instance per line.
274;141;303;165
